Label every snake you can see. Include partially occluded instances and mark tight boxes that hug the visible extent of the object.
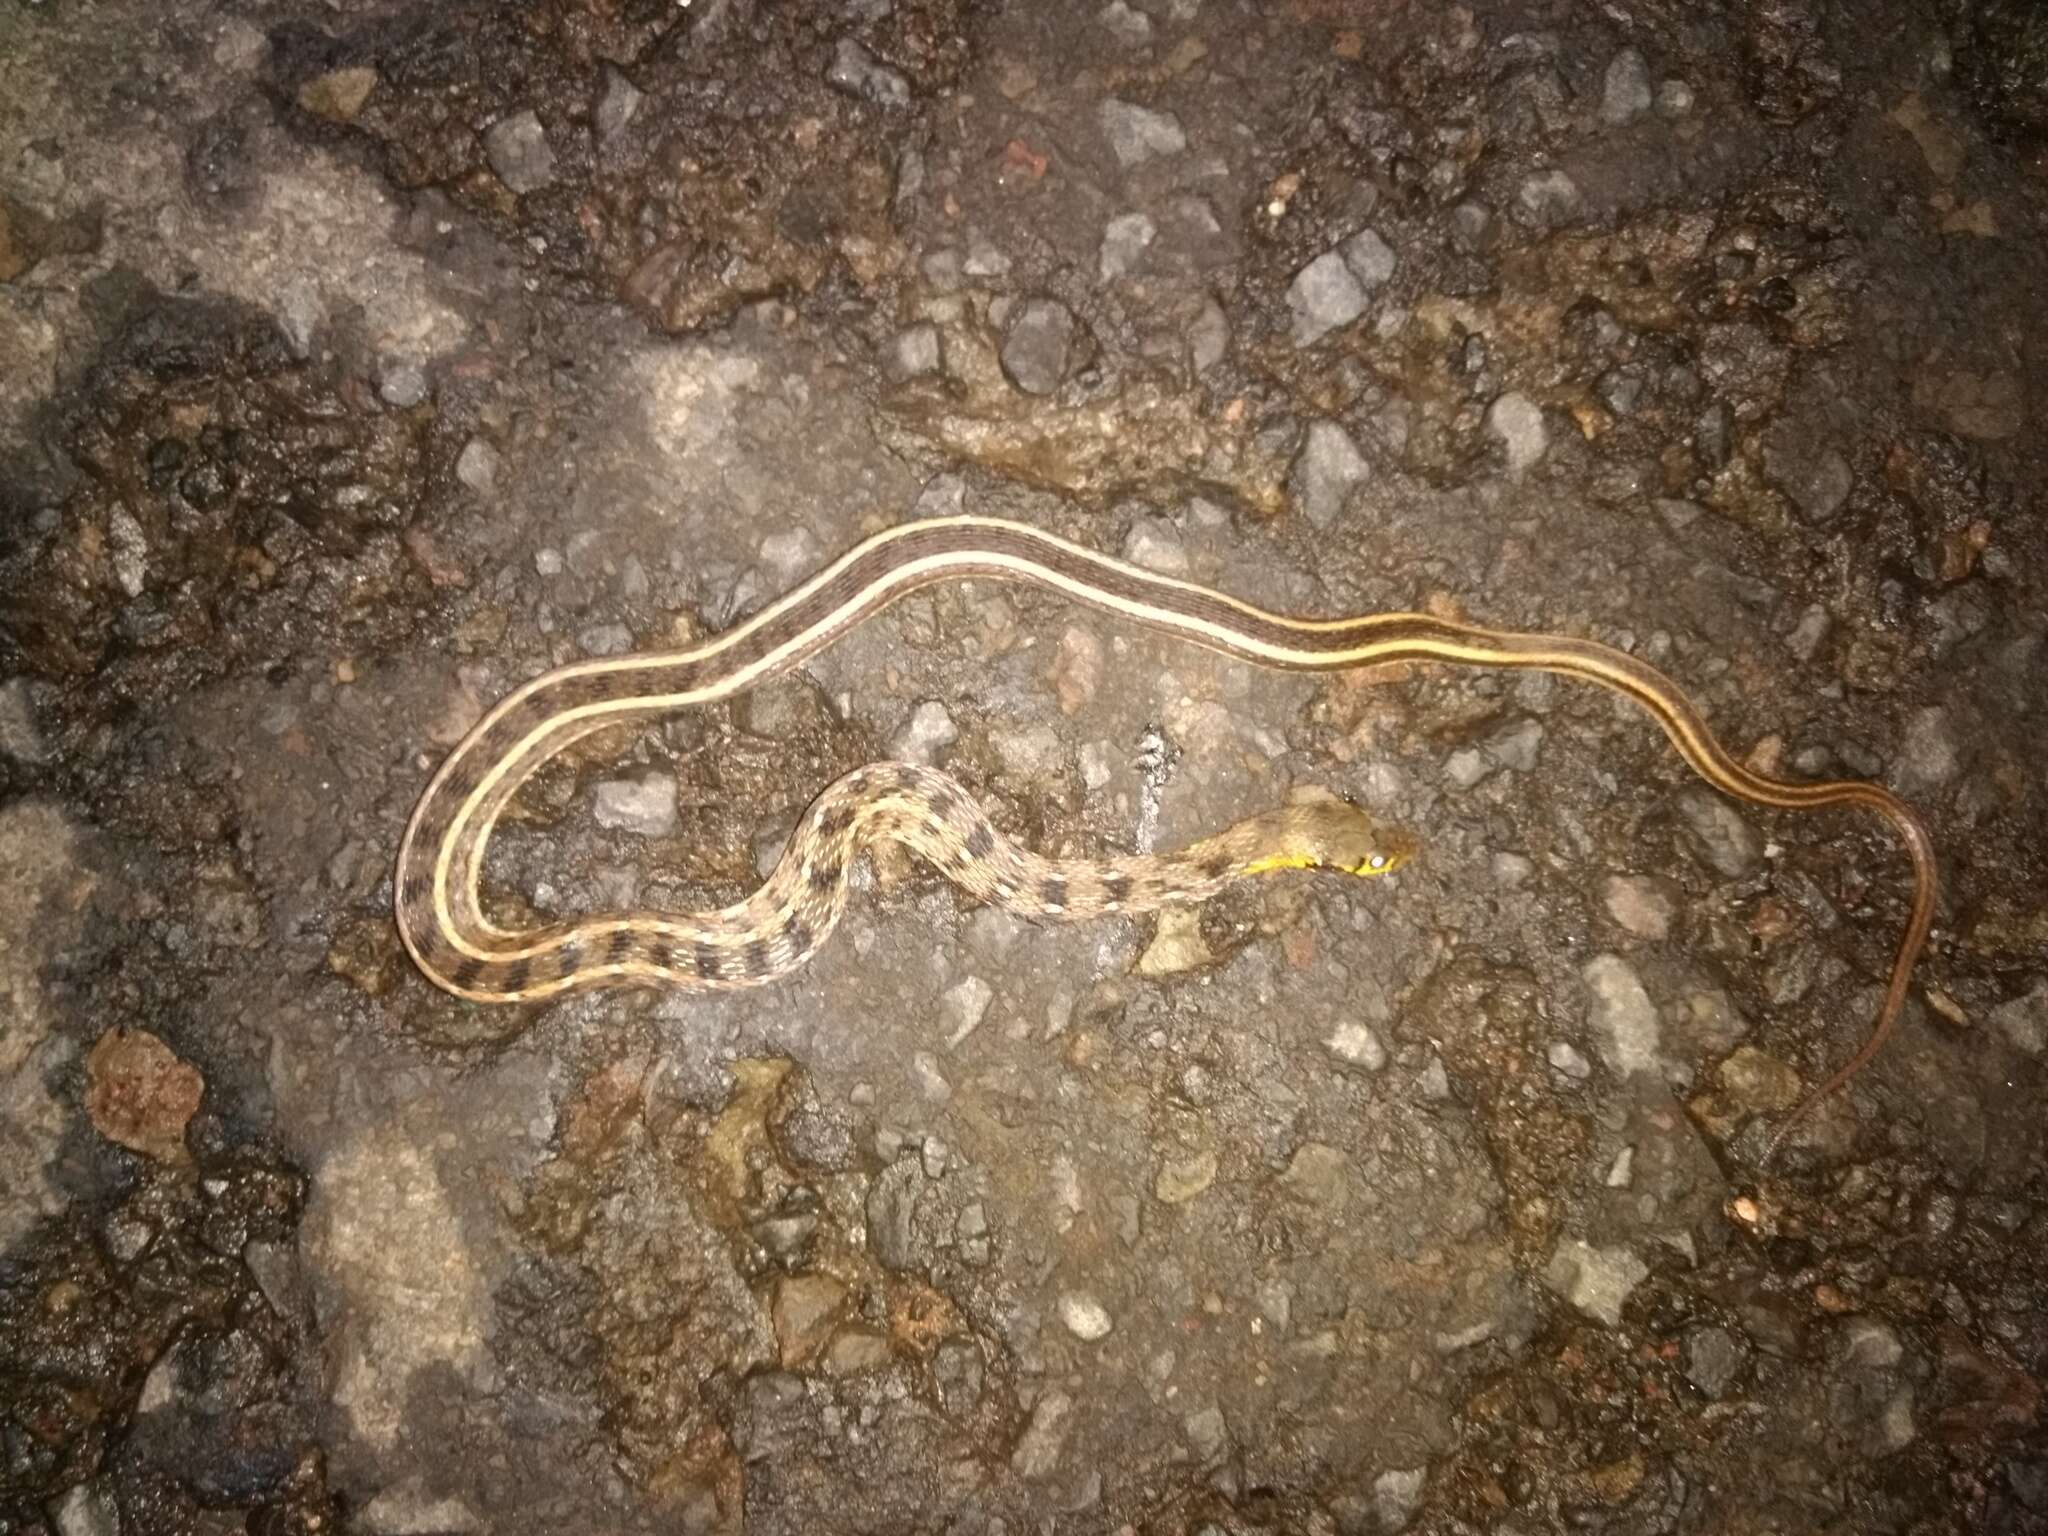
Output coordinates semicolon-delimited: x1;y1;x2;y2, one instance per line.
394;515;1938;1158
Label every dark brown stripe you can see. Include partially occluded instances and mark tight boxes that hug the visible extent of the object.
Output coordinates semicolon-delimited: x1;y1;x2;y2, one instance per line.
693;943;721;980
1103;872;1132;903
966;823;994;858
1040;875;1067;908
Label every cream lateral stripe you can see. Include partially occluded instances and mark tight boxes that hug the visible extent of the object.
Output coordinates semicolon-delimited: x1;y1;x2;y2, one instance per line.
423;544;1373;964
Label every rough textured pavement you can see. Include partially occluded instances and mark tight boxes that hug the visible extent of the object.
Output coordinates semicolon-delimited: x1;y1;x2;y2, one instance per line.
2;1;2045;1532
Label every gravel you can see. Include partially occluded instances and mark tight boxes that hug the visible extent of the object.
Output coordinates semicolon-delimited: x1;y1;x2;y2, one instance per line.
1099;211;1156;279
1001;298;1078;395
825;39;910;108
1683;1325;1750;1399
891;701;958;764
483;110;557;193
1545;1239;1649;1327
592;775;678;836
1486;392;1549;475
1602;48;1654;124
1324;1022;1388;1071
1290;419;1370;525
1100;99;1186;166
1676;790;1764;877
887;324;941;379
1582;955;1663;1077
1287;251;1368;345
1989;983;2047;1055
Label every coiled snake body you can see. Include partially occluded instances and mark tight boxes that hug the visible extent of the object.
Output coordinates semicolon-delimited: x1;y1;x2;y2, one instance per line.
395;516;1937;1154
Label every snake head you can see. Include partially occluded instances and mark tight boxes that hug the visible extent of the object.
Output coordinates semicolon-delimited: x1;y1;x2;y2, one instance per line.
1272;792;1419;879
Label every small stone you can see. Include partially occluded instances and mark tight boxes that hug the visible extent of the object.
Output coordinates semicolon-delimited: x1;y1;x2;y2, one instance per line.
1290;419;1370;526
823;1329;892;1375
962;234;1011;277
85;1028;202;1164
0;679;48;764
942;976;994;1046
1444;747;1490;789
1000;298;1078;395
1838;1316;1904;1371
1340;227;1397;289
1099;211;1156;280
1136;906;1213;976
1657;78;1696;116
1762;424;1853;523
1288;251;1367;346
1100;99;1186;167
579;623;633;656
534;548;564;577
1989;983;2048;1056
1601;47;1654;125
1492;852;1534;888
593;775;678;836
1373;1467;1426;1532
759;527;822;581
53;1480;121;1536
865;1159;924;1269
826;38;911;108
1582;955;1662;1077
1012;1390;1074;1479
1716;1045;1802;1112
1486;392;1548;476
1122;519;1188;576
1418;1056;1452;1100
887;324;941;380
1051;628;1104;714
1516;169;1582;226
455;438;502;495
1059;1293;1114;1340
772;1273;847;1366
296;66;377;123
1450;201;1492;251
377;359;427;408
1324;1022;1387;1072
992;722;1065;779
1605;1145;1634;1187
596;68;643;144
892;701;958;764
1547;1041;1593;1080
1190;299;1229;370
1184;1405;1228;1460
1544;1238;1649;1327
1603;874;1675;939
483;109;557;194
1155;1148;1217;1203
1683;1325;1749;1399
1897;706;1961;789
1676;791;1763;877
1100;0;1152;43
1787;603;1831;661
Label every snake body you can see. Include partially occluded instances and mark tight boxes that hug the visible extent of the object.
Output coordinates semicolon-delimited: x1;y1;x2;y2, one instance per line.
395;515;1937;1154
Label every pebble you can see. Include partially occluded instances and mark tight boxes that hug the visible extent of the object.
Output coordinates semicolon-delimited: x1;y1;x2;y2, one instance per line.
826;38;911;108
1605;1146;1634;1187
1444;748;1490;789
1716;1045;1802;1111
823;1330;891;1376
1290;419;1370;526
887;324;941;380
377;359;428;409
1100;0;1152;43
1100;99;1186;166
865;1159;924;1269
596;67;642;144
1122;519;1188;576
1602;874;1675;939
1838;1316;1904;1372
1450;201;1492;251
1155;1148;1217;1204
1485;392;1548;476
1058;1293;1114;1340
1601;48;1654;125
1544;1238;1648;1327
1418;1056;1452;1100
1000;298;1078;395
593;775;678;836
1099;211;1156;279
1657;78;1696;116
1762;426;1853;523
1581;955;1662;1077
891;701;958;764
1896;706;1961;788
1052;627;1104;714
0;679;48;764
961;234;1011;278
1135;907;1212;977
1676;790;1763;877
53;1481;120;1536
1989;983;2047;1056
1340;227;1397;289
1324;1022;1388;1072
757;528;819;581
534;548;564;576
1373;1467;1426;1532
1683;1325;1749;1399
1515;169;1582;227
455;438;503;495
1787;603;1831;661
1183;1405;1228;1461
1189;298;1230;370
1547;1040;1593;1080
992;722;1065;779
1491;851;1534;888
1011;1390;1075;1479
579;623;633;656
941;976;994;1046
482;109;557;193
1287;251;1367;346
771;1273;847;1365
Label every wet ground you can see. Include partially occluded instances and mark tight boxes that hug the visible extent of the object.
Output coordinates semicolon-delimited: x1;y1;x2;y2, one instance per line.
3;0;2046;1531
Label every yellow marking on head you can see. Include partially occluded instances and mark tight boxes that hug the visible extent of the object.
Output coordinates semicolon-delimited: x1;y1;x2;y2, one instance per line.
1242;853;1319;877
